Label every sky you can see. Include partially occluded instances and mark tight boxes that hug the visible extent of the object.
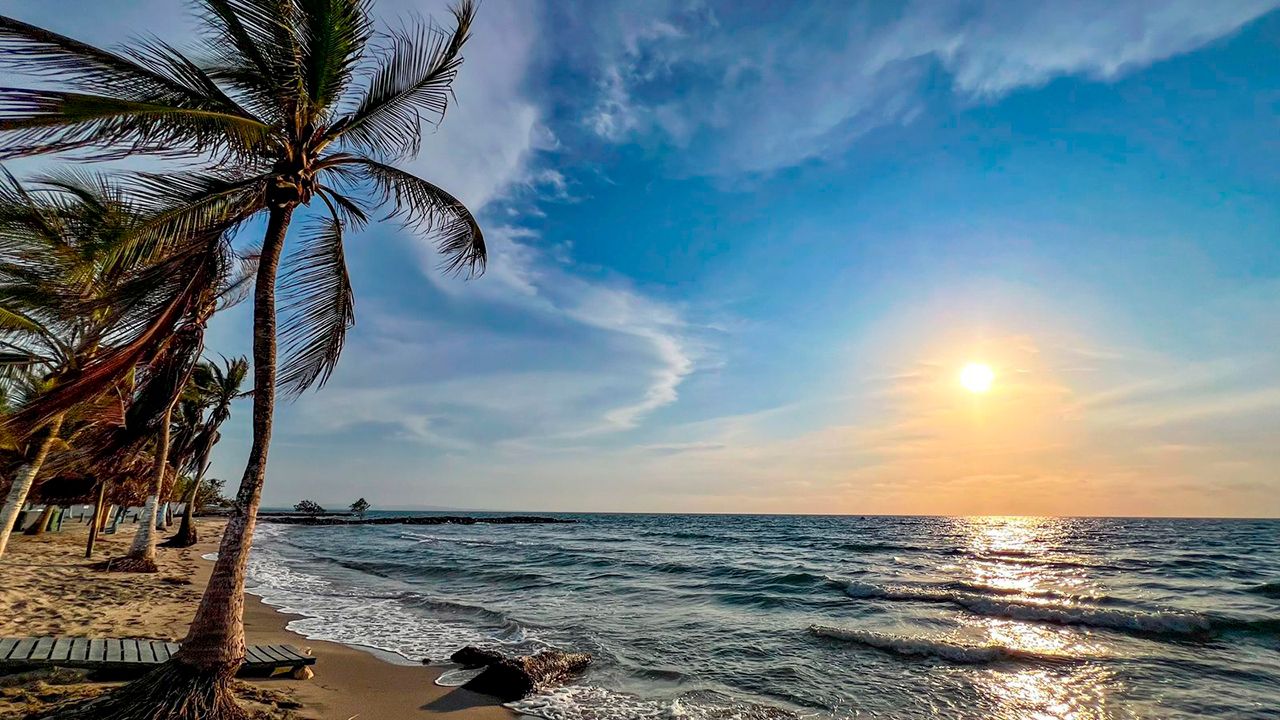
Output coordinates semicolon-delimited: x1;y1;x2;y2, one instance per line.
8;0;1280;517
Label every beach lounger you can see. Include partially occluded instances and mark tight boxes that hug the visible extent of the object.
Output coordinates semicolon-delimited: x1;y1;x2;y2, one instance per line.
0;637;315;677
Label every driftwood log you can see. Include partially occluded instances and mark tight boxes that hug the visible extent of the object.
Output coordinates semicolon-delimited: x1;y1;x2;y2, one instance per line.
449;646;592;701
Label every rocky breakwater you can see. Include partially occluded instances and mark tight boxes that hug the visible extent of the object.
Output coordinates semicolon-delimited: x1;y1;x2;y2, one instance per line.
449;646;592;701
258;514;575;526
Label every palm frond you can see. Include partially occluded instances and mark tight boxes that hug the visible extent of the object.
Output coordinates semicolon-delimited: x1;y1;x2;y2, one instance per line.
217;250;259;310
342;157;485;276
326;0;475;158
0;305;44;336
0;15;247;111
298;0;372;119
196;0;300;111
110;171;270;270
276;204;354;397
317;184;368;228
0;15;271;160
0;89;273;161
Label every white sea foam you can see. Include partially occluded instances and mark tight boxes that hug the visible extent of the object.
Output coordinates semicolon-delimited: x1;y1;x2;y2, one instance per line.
509;685;796;720
435;667;485;687
246;525;508;662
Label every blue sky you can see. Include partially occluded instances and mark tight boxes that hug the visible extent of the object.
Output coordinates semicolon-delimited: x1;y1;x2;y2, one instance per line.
10;0;1280;516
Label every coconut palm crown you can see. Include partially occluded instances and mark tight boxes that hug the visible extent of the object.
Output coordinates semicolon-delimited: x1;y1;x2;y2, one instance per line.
0;0;485;398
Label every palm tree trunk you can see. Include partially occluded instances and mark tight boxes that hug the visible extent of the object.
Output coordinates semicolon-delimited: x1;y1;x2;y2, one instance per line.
176;204;292;677
170;450;212;548
24;504;56;536
119;387;179;572
0;413;64;559
86;481;107;558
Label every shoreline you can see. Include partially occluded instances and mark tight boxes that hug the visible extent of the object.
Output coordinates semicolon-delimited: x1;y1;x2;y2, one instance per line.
0;518;517;719
239;567;519;719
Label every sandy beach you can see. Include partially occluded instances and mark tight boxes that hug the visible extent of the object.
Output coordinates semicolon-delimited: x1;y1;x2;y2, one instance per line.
0;518;516;719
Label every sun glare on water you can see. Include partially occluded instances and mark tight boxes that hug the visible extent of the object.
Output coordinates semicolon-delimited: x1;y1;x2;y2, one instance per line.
960;363;995;394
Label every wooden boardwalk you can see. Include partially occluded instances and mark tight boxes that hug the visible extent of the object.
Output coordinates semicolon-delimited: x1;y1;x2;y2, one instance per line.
0;637;315;675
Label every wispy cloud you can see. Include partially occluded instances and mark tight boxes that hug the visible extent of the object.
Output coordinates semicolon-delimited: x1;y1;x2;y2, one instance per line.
289;222;701;448
562;0;1279;174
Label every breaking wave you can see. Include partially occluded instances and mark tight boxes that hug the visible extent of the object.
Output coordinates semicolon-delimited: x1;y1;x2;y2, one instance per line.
808;625;1083;664
840;581;1222;636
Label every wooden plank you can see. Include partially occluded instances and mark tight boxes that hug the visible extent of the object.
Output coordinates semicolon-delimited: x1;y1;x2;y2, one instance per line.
249;645;281;663
275;645;315;665
0;636;317;670
69;638;89;662
272;644;304;662
30;637;55;661
50;638;73;661
10;638;37;661
256;645;291;663
243;646;269;666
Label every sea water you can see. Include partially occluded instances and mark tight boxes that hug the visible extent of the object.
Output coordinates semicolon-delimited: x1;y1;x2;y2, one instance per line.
245;513;1280;719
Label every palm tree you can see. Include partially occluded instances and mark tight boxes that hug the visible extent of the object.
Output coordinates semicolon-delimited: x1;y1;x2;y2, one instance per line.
168;356;248;548
109;336;207;572
0;169;242;572
0;171;159;558
0;2;485;715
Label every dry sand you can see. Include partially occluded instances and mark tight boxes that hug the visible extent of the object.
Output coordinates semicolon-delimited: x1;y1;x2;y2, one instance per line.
0;518;517;719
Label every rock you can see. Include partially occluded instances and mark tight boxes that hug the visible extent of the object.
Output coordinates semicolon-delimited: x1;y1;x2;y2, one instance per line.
450;646;505;669
460;649;592;701
289;665;314;680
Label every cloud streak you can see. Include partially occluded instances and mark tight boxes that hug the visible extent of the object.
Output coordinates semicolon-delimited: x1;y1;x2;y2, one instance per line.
562;0;1279;174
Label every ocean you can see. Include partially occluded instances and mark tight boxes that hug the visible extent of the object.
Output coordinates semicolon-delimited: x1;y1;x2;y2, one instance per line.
245;513;1280;719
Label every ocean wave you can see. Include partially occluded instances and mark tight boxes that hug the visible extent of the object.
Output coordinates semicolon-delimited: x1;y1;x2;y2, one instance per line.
831;541;931;554
401;531;509;547
637;529;723;542
840;581;1220;636
1246;582;1280;599
330;557;549;587
246;544;525;662
964;553;1119;572
403;595;524;626
509;685;798;720
945;581;1104;603
808;625;1081;664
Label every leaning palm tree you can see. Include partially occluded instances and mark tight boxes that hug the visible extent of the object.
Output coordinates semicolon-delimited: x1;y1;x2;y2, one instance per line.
0;372;67;554
107;331;207;572
168;355;248;548
0;168;244;569
0;171;156;558
0;2;485;716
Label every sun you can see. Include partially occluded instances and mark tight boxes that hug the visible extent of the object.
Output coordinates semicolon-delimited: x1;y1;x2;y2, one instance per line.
960;363;995;394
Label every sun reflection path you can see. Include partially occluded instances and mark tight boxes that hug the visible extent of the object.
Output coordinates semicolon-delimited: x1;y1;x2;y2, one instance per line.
949;517;1121;719
974;664;1118;720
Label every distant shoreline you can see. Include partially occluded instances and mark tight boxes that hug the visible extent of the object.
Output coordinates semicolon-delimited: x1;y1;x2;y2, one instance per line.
258;514;575;526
